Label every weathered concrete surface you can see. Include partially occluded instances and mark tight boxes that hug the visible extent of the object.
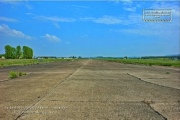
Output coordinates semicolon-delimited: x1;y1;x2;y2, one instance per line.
0;60;179;120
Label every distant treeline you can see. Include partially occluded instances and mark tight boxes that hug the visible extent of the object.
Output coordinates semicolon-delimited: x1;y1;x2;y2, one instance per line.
4;45;33;59
141;55;180;60
95;55;180;60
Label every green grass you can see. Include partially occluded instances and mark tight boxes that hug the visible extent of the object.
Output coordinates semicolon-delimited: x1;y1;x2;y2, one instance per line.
9;71;18;79
103;58;180;67
9;71;27;79
18;71;26;76
0;58;76;67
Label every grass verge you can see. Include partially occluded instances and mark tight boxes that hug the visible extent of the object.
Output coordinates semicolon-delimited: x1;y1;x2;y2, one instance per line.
0;58;77;67
102;58;180;67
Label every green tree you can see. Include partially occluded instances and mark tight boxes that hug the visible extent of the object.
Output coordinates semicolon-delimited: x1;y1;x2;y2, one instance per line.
12;47;16;59
5;45;33;59
16;46;22;59
23;46;27;59
4;45;14;59
23;46;33;59
29;48;33;59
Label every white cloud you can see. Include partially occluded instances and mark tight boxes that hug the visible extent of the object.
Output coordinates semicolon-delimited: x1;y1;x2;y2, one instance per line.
0;24;32;40
112;29;159;36
0;16;18;22
110;2;179;40
0;1;33;9
34;16;76;22
0;0;19;5
71;5;89;9
80;16;122;25
42;34;60;42
122;1;141;12
26;13;34;16
151;2;180;17
53;22;60;29
123;7;136;12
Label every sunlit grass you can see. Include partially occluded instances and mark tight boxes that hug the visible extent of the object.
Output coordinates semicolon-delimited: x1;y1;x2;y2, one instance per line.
103;58;180;67
0;59;75;67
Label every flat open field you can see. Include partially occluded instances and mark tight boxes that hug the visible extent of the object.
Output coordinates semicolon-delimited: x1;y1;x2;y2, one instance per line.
0;60;180;120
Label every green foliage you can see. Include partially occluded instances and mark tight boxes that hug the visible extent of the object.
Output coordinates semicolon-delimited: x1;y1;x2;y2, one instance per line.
23;46;33;59
9;71;27;79
103;58;180;67
0;58;75;67
4;45;14;59
16;46;22;59
12;47;16;59
19;72;26;76
4;45;33;59
9;71;18;79
0;54;5;58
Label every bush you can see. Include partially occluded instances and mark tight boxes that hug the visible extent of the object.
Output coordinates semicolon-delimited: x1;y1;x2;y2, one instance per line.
9;71;18;79
19;72;26;76
9;71;27;79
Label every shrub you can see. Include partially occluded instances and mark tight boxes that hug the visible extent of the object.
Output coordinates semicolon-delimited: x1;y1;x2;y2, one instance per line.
166;72;170;74
9;71;27;79
19;72;23;76
9;71;18;79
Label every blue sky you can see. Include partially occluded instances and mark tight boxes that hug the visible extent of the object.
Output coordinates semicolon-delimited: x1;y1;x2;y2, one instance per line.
0;0;179;57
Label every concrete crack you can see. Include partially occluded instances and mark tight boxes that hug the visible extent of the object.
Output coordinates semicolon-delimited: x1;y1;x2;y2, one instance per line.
14;64;85;120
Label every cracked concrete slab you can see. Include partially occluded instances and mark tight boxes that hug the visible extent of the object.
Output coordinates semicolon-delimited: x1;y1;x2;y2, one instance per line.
0;60;179;119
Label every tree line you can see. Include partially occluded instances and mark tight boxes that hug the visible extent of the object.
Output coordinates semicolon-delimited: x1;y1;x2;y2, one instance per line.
4;45;33;59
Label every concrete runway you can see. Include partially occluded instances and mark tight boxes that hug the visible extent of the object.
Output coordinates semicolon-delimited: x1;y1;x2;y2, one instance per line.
0;60;179;119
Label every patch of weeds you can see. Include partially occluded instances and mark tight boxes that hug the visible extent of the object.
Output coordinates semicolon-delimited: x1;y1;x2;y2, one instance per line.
148;63;152;66
9;71;18;79
0;64;4;68
19;72;26;76
166;72;170;74
9;71;27;79
162;64;171;66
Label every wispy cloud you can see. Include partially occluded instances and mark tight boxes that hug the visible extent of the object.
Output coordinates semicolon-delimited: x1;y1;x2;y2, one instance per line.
80;16;122;25
0;24;32;40
0;1;33;9
42;34;61;42
0;16;18;22
53;22;60;29
123;7;136;12
111;2;180;40
122;1;141;12
0;0;19;5
71;5;89;9
151;2;180;17
25;12;34;16
111;29;159;36
34;16;76;22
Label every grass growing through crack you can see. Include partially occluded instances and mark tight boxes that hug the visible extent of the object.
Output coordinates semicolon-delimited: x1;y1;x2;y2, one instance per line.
18;72;27;76
9;71;18;79
9;71;27;79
